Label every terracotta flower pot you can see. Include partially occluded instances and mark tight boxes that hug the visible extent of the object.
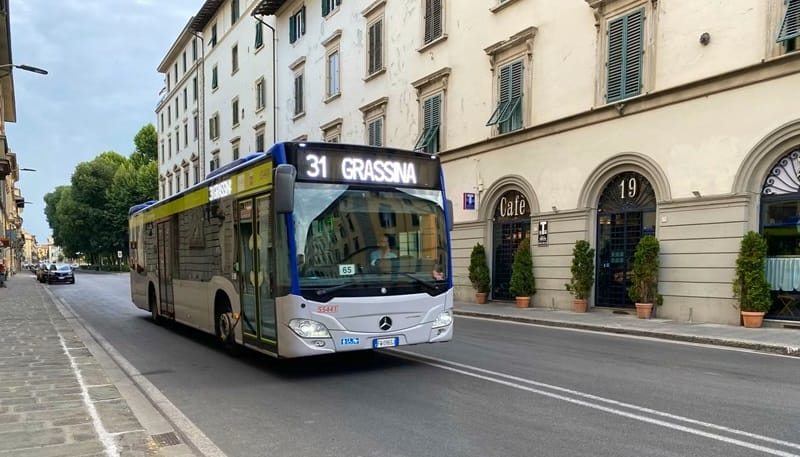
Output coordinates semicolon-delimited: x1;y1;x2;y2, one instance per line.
741;311;765;328
475;292;487;304
515;297;530;308
573;298;587;313
635;302;653;319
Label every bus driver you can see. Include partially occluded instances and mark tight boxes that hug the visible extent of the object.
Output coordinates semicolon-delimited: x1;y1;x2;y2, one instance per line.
370;235;397;266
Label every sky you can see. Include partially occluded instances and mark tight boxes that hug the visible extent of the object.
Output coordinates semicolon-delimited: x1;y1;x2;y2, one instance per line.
6;0;201;244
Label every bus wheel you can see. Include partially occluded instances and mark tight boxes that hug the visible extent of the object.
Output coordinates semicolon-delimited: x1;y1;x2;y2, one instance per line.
214;296;238;354
149;284;160;324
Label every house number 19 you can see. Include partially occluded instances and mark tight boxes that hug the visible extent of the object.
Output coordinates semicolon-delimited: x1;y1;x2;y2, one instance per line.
619;177;637;199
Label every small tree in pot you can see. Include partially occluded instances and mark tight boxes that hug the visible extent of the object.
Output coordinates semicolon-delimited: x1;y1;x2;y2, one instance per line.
565;240;594;313
468;243;491;304
627;235;660;319
732;231;772;328
509;236;535;308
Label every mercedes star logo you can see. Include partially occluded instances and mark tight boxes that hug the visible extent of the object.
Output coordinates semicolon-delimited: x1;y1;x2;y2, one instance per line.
378;316;392;331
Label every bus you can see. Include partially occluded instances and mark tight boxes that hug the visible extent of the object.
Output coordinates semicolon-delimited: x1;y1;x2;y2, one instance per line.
128;142;454;358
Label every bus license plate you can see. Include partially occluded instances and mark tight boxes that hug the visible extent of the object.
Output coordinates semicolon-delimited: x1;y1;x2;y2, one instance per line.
373;337;399;349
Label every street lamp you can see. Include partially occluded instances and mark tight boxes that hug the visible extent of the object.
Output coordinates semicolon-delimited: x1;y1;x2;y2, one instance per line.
0;64;48;75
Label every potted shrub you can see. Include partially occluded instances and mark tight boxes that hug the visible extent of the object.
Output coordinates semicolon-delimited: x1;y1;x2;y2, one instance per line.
732;231;772;328
565;240;594;313
627;235;660;319
509;236;535;308
468;243;491;304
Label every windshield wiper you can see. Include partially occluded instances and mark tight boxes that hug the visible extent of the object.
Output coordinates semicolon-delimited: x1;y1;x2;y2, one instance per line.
315;280;361;297
399;272;441;294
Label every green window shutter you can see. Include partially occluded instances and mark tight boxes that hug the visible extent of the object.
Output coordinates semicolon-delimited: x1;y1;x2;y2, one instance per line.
369;119;383;146
415;94;441;152
294;74;304;114
300;7;306;35
777;0;800;42
606;9;644;103
372;20;383;73
425;0;442;43
486;60;522;127
368;22;378;73
211;67;218;89
323;0;330;17
255;22;263;48
289;14;297;43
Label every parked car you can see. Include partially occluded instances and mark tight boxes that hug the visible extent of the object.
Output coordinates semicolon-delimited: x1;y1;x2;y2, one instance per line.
36;263;51;283
47;264;75;285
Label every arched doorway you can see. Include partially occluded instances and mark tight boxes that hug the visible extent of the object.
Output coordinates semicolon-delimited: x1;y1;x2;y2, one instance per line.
595;172;657;308
491;190;531;300
761;147;800;320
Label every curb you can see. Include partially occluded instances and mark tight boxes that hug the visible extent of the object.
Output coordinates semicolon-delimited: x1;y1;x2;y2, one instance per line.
454;310;800;357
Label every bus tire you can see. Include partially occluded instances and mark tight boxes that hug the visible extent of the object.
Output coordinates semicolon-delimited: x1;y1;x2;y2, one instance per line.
149;284;161;324
214;293;239;354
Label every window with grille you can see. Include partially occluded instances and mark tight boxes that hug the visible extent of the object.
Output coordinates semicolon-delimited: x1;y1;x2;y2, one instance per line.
368;19;383;75
778;0;800;52
606;9;644;103
423;0;443;44
486;60;523;133
294;73;304;115
326;51;340;97
414;94;441;153
289;7;306;43
367;118;384;146
322;0;341;17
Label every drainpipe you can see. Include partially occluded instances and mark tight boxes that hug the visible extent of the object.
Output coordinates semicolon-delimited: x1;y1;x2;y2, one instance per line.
192;31;206;178
253;15;278;145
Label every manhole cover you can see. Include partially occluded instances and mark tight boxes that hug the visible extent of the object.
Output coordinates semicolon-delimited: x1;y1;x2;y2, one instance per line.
152;432;181;447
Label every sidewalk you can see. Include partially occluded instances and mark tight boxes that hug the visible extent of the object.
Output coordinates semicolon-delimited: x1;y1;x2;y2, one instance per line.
0;272;199;457
453;300;800;356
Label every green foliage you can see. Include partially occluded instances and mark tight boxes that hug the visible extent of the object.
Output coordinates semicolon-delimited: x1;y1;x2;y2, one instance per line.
732;231;772;312
509;237;536;298
468;243;491;293
628;235;660;303
565;240;595;300
132;124;158;166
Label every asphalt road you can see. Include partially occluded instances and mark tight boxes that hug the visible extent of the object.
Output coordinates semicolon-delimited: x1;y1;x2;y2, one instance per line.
47;272;800;457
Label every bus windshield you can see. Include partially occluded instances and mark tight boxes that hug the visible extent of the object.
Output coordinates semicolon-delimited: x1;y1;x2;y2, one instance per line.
293;182;448;300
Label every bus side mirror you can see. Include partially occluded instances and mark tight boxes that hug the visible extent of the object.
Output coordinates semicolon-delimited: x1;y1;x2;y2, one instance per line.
274;164;296;213
446;199;453;231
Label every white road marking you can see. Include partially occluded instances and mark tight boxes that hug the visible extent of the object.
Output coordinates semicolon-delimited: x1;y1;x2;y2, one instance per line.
392;349;800;457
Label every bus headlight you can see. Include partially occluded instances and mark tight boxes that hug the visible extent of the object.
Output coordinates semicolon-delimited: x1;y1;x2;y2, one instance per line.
432;310;453;328
288;319;331;338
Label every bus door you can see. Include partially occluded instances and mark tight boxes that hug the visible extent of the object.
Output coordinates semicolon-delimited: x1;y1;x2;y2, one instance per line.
156;219;175;319
237;195;276;344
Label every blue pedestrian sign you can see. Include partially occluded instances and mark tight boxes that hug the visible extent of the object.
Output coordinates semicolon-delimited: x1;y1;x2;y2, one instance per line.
463;192;476;210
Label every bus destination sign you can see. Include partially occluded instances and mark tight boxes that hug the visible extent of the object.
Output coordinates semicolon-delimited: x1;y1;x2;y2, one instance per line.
292;146;440;189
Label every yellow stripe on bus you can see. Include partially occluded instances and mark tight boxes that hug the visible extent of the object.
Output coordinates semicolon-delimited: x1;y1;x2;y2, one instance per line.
129;162;273;222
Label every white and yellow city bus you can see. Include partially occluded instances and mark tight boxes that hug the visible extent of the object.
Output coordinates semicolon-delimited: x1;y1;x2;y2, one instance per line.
129;142;453;358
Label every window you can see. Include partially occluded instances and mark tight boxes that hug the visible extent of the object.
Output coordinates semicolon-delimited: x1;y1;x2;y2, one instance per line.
175;98;179;119
160;113;164;132
232;140;240;160
160;143;165;163
367;18;384;75
193;158;200;184
414;94;441;153
321;118;343;143
289;6;306;43
255;22;264;49
322;0;341;17
168;137;172;158
210;23;218;48
209;153;220;172
161;182;166;199
175;173;181;193
605;9;644;103
778;0;800;53
192;38;198;61
232;97;240;127
423;0;443;44
182;51;187;73
255;128;265;152
231;0;240;24
486;60;523;133
367;118;383;146
176;129;180;152
183;123;188;147
168;106;172;125
326;50;340;98
255;77;266;111
193;77;198;101
209;113;220;140
360;97;387;146
183;87;188;110
168;178;173;196
211;65;219;90
232;44;239;73
193;114;199;140
174;63;178;83
184;168;190;189
294;72;305;116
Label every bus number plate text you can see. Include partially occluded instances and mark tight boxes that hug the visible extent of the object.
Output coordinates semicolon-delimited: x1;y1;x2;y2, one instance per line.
373;337;399;349
338;264;356;276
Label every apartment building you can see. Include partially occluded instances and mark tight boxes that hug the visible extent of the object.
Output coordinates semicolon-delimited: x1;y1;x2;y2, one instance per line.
156;19;204;200
244;0;800;326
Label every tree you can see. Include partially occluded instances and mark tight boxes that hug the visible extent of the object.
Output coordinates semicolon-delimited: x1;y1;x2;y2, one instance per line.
132;124;158;167
509;237;535;297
